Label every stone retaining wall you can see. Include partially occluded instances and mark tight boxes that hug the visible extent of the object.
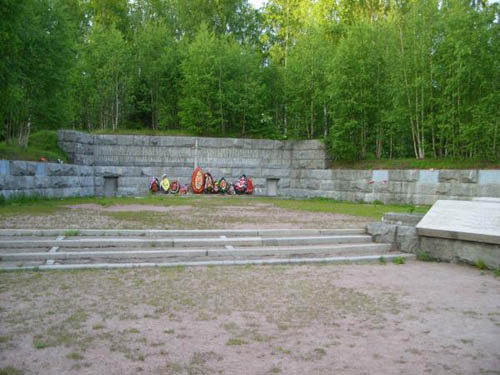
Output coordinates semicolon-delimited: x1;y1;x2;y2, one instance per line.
0;160;94;199
58;130;330;196
2;130;498;202
367;213;500;269
56;130;500;203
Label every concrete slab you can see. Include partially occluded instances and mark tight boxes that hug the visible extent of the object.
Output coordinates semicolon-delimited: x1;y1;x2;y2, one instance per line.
416;200;500;245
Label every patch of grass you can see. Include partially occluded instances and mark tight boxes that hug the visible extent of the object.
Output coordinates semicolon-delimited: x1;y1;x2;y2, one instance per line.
0;367;24;375
33;339;50;349
392;257;406;265
475;259;488;270
0;139;67;163
226;338;248;346
64;230;80;237
493;270;500;278
66;352;84;360
379;256;387;265
0;336;10;343
416;251;434;262
304;347;327;361
262;197;429;219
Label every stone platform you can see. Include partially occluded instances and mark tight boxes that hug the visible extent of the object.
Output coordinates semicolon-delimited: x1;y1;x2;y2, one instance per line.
416;200;500;245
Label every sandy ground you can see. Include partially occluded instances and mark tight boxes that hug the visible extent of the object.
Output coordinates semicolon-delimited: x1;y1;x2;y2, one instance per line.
0;202;371;230
0;262;499;375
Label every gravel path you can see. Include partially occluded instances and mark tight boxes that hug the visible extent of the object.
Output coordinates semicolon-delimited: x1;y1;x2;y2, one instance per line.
0;262;499;375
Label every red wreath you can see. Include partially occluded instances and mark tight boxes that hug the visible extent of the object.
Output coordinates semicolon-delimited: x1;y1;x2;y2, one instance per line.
246;177;254;194
191;167;205;194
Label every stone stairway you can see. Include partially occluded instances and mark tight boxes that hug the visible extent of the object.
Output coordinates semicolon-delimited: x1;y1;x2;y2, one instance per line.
0;228;414;270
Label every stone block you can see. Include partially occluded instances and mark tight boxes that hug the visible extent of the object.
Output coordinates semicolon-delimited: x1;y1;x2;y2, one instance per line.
439;170;478;183
478;170;500;184
418;170;439;184
319;181;334;191
10;161;37;176
373;181;390;193
305;169;333;180
397;226;420;253
477;183;500;198
420;237;500;269
95;135;118;145
388;170;419;182
292;140;325;151
292;159;328;169
372;170;389;182
261;168;291;179
293;150;327;160
348;181;372;193
366;222;397;247
0;160;10;175
32;176;50;189
416;200;500;245
333;170;372;181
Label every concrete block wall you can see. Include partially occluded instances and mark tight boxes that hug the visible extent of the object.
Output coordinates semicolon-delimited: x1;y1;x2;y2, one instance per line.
0;160;95;199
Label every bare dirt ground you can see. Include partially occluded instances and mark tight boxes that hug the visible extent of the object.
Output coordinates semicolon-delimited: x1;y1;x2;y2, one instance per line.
1;199;499;374
0;262;499;375
0;202;371;230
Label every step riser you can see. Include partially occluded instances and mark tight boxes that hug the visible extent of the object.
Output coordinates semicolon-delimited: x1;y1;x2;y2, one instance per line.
0;254;417;271
0;235;373;249
1;244;393;261
0;228;366;238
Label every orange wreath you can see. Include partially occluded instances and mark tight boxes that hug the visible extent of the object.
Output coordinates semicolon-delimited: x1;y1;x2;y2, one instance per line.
191;167;205;194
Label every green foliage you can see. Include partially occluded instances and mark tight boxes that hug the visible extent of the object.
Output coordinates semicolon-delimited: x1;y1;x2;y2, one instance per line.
0;367;24;375
0;0;497;162
416;252;433;262
392;257;406;265
0;142;67;163
379;256;387;265
0;194;49;207
475;259;488;270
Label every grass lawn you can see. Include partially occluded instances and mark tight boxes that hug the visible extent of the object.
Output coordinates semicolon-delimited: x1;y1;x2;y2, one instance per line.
0;195;428;220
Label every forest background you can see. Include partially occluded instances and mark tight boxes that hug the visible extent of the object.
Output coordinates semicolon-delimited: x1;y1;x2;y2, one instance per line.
1;0;499;161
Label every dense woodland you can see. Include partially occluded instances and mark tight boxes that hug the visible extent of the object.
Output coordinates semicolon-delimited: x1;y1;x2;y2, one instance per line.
1;0;499;160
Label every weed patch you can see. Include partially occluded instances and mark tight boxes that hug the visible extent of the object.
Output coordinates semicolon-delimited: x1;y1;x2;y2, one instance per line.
392;257;406;265
0;367;24;375
475;259;488;270
417;252;434;262
226;338;248;346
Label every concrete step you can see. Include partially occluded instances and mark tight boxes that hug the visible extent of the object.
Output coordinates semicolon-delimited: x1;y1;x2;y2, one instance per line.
0;253;416;271
0;243;393;261
0;228;365;238
0;235;373;249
